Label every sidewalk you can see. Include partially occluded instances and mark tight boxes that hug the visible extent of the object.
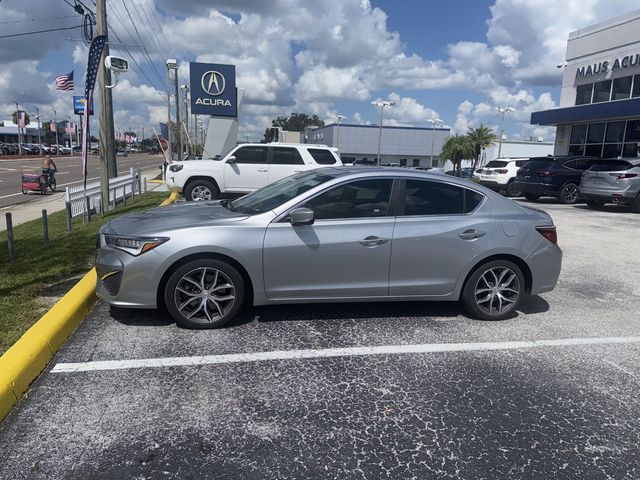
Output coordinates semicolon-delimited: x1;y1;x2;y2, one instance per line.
0;168;170;232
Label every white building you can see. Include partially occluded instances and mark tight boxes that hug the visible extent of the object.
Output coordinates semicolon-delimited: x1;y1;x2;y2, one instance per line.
531;9;640;159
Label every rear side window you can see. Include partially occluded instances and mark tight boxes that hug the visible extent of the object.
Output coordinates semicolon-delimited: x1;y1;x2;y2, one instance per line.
272;147;304;165
308;148;337;165
485;161;508;168
515;160;528;167
403;180;484;216
233;146;268;164
590;160;634;171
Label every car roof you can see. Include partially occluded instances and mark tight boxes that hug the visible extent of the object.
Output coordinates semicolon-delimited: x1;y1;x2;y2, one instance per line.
596;157;640;164
238;142;333;150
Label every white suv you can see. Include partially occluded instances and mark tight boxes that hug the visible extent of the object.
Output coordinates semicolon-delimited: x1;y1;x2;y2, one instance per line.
167;143;343;201
473;157;529;197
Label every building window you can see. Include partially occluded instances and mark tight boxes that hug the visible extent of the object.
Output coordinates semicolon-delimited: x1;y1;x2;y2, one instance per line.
592;80;612;103
570;124;587;144
633;75;640;98
412;159;420;167
575;84;593;105
612;76;632;100
569;120;640;158
400;158;407;166
586;123;605;143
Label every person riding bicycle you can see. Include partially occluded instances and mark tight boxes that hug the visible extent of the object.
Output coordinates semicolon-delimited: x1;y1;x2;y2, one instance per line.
42;155;57;184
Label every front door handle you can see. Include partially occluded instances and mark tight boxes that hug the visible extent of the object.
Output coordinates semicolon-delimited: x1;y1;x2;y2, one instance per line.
257;168;268;172
359;235;389;247
459;229;486;240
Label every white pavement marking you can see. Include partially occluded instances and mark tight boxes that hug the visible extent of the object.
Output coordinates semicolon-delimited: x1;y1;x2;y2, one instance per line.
51;336;640;373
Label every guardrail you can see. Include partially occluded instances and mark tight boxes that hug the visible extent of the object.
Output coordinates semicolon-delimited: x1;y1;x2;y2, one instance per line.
66;167;141;218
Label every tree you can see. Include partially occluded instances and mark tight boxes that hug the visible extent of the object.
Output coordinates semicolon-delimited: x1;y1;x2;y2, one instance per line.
262;113;324;142
466;124;497;172
440;135;475;176
12;110;30;126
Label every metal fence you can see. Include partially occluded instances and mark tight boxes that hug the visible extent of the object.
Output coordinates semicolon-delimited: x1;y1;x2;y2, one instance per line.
66;168;141;218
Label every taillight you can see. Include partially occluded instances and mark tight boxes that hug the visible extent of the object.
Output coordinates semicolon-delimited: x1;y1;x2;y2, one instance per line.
609;173;638;180
496;169;508;174
536;226;557;244
537;171;556;177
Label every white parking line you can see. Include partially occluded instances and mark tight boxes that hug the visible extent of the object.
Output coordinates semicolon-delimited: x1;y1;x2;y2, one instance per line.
51;335;640;373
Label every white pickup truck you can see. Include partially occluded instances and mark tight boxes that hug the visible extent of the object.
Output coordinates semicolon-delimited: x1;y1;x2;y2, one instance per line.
167;143;343;201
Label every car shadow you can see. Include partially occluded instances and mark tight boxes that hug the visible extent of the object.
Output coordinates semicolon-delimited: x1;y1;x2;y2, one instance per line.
572;204;631;213
110;294;550;328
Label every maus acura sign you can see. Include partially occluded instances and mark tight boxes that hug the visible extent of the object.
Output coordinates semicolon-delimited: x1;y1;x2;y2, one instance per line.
190;62;237;117
576;53;640;78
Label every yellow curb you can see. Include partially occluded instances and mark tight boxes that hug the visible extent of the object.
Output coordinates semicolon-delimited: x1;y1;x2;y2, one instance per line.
147;179;165;183
0;191;177;423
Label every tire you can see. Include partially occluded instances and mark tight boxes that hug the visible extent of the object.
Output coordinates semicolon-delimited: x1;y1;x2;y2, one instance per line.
559;183;579;204
22;187;28;195
49;177;56;192
505;180;521;197
184;179;219;202
586;200;604;209
524;193;540;202
461;259;525;321
164;258;245;329
631;194;640;214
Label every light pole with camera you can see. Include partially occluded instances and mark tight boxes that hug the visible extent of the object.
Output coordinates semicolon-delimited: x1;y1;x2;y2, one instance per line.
372;101;395;166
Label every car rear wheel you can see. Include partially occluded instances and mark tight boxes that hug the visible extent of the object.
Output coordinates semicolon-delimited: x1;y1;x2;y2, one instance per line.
185;180;219;202
505;180;521;197
631;194;640;214
586;200;604;209
165;259;245;329
524;193;539;201
559;183;579;204
461;260;524;321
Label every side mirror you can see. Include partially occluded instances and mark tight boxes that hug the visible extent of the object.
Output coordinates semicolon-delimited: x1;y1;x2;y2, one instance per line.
289;207;314;226
226;155;236;164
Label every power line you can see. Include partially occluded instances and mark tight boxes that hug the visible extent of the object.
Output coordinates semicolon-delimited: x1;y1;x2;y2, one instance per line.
0;25;81;39
135;0;171;64
0;15;78;25
142;0;173;58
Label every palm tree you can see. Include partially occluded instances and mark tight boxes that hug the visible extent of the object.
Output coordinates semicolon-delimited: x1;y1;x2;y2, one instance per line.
12;110;30;126
440;135;475;176
466;124;497;172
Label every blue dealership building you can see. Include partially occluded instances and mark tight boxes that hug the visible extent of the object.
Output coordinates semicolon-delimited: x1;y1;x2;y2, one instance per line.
531;10;640;159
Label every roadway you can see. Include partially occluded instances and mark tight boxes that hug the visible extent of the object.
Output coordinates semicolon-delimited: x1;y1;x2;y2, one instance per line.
0;154;166;209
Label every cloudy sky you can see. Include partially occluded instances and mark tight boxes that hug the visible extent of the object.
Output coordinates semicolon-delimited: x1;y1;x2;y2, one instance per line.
1;0;639;141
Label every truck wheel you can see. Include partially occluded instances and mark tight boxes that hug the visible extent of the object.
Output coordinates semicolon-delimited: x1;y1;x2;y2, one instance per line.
505;180;521;197
185;180;219;202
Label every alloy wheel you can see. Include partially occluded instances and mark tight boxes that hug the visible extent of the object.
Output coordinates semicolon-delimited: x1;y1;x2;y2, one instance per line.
191;185;212;201
561;184;578;203
474;266;520;316
174;267;235;323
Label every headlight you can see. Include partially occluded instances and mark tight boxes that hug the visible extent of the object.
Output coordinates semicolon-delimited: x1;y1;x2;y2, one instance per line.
104;235;169;256
169;164;184;172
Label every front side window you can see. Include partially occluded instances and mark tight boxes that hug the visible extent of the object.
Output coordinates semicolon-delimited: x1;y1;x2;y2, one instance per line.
308;148;337;165
272;147;304;165
302;179;393;220
233;146;268;164
403;180;483;216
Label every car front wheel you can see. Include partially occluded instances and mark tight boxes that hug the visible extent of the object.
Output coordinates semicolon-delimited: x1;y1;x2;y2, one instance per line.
559;183;579;204
185;180;219;202
461;260;525;321
164;259;245;329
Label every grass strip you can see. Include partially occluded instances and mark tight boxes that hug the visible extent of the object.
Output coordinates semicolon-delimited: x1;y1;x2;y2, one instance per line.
0;192;166;354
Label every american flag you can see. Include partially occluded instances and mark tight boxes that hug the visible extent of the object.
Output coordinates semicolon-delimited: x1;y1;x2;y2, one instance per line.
82;35;106;181
55;71;74;91
65;121;75;135
50;120;57;133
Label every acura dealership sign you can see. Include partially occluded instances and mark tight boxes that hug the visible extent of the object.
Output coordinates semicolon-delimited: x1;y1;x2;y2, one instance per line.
190;62;237;117
576;53;640;78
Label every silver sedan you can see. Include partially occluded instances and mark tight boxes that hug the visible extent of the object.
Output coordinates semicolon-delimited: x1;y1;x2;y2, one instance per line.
96;168;562;327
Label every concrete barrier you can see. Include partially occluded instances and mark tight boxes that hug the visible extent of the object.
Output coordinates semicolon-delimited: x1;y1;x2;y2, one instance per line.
0;191;179;422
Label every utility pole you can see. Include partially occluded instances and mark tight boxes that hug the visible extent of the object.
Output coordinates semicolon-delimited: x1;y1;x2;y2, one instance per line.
52;109;59;155
96;0;117;211
428;118;444;167
173;69;181;161
15;102;21;155
34;107;41;146
182;84;189;156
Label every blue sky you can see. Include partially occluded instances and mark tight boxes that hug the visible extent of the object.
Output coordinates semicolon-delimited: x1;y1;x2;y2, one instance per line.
1;0;639;141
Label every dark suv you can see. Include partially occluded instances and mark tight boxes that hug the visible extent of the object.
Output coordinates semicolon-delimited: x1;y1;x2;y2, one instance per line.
515;156;596;204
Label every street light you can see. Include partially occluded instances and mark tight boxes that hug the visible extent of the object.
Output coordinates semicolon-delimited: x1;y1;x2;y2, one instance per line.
427;118;444;167
181;84;190;155
495;106;515;158
34;106;41;147
334;114;346;154
372;101;395;166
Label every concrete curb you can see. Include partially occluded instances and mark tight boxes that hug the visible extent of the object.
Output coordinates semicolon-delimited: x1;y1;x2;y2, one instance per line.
0;191;180;423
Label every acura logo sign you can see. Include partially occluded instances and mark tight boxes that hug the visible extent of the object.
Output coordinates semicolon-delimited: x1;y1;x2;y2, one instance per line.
201;70;225;96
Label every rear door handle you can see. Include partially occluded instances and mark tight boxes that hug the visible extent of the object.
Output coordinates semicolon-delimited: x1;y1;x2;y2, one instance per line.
257;168;268;172
359;235;389;247
459;229;486;240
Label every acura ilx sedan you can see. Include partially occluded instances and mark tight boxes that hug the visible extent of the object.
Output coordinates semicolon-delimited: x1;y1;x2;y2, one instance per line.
96;167;562;328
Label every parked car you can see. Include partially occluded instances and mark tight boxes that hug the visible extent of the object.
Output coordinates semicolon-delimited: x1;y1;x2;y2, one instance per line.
474;158;530;196
579;158;640;212
514;156;596;204
167;143;343;201
352;159;377;166
116;148;129;157
96;167;562;328
445;167;475;178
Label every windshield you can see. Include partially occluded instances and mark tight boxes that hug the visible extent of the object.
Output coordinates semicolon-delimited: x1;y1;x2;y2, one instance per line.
227;170;338;214
485;161;508;168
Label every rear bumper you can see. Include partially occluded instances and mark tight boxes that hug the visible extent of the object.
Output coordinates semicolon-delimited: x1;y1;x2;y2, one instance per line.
580;192;634;205
478;179;507;190
527;241;563;295
515;181;559;197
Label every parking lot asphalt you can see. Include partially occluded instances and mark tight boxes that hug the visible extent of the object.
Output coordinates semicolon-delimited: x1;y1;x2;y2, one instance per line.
1;200;639;479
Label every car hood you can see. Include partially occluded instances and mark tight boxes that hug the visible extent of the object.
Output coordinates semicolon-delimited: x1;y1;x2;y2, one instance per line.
103;200;250;236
